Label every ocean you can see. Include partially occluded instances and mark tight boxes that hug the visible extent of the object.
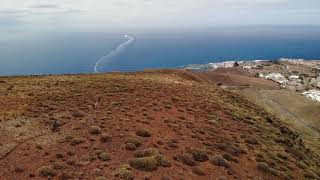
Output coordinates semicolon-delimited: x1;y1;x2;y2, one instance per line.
1;26;320;76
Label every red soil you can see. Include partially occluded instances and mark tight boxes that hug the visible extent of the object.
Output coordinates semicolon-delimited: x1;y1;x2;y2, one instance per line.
0;70;319;180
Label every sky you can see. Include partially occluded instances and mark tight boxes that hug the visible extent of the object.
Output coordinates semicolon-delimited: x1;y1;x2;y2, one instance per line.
1;0;320;32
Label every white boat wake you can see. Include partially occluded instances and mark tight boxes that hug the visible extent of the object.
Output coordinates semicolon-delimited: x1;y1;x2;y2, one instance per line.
94;35;135;73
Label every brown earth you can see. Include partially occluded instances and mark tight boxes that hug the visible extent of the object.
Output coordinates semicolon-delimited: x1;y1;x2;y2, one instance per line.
0;70;319;180
195;67;320;155
240;89;320;153
194;68;279;90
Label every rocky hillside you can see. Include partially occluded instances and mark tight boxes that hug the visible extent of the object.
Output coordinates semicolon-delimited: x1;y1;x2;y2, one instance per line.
0;70;319;179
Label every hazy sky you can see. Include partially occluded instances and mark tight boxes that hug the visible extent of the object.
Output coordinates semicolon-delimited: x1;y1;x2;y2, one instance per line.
1;0;320;31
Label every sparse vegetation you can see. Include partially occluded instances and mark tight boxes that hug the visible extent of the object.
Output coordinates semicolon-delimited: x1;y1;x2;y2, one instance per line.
98;152;110;161
302;169;319;179
100;133;112;142
56;153;64;159
35;144;43;150
1;70;320;179
135;129;151;137
129;148;170;171
81;154;97;162
89;126;102;135
295;161;308;169
70;138;85;145
210;155;230;168
125;143;137;151
14;167;24;173
276;152;288;160
126;138;141;147
222;153;238;163
129;156;158;171
154;155;171;167
52;162;64;170
244;136;259;145
114;164;134;180
72;111;85;118
134;148;159;158
37;166;56;177
173;153;197;166
192;167;206;176
215;142;246;156
256;162;269;172
186;148;209;162
256;162;280;176
167;140;179;148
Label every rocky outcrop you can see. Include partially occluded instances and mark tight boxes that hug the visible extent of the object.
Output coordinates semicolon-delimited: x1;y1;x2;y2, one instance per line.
264;73;289;84
310;77;320;89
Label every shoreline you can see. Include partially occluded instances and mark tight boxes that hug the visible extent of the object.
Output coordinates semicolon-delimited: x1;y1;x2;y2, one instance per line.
1;58;320;77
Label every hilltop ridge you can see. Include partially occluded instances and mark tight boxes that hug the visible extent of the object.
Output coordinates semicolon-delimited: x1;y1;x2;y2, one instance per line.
0;70;319;179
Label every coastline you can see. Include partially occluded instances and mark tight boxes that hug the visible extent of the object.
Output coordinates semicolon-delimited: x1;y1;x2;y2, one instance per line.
182;58;320;71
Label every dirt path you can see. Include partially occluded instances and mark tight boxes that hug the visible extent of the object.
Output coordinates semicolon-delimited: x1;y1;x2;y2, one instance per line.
0;133;47;162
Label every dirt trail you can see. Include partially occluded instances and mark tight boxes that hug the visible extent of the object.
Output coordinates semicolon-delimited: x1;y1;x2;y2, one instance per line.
0;133;47;162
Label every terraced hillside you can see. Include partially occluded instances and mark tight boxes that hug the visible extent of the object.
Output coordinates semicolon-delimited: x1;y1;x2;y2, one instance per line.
0;70;319;179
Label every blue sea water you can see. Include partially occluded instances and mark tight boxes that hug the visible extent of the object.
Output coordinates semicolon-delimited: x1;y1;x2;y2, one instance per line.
1;26;320;76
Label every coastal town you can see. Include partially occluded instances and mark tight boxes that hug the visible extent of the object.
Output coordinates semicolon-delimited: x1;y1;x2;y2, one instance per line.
183;58;320;103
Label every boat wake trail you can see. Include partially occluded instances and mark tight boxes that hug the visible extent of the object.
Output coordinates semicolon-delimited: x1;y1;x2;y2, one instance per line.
94;35;135;73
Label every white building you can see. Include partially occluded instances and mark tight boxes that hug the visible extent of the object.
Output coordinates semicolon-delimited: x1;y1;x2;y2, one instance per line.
301;90;320;103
